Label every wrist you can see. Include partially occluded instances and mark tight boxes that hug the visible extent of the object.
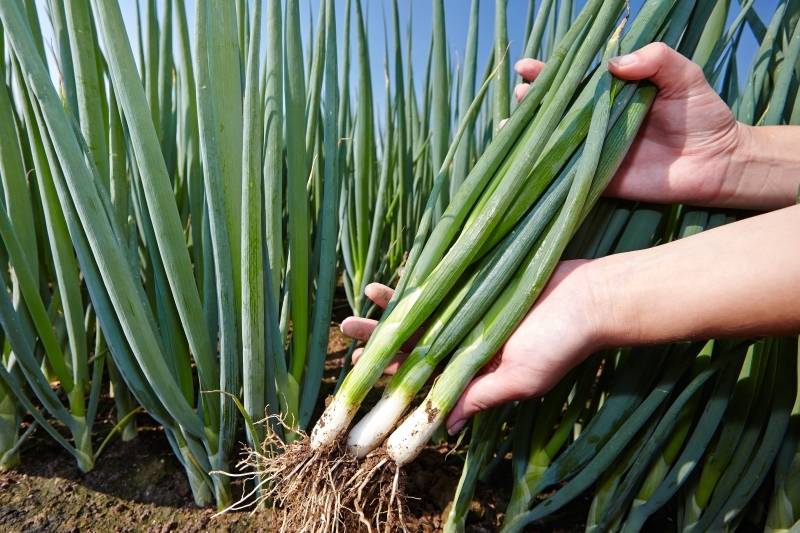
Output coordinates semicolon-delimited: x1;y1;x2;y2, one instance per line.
719;122;752;203
580;254;641;351
720;123;800;210
567;257;634;353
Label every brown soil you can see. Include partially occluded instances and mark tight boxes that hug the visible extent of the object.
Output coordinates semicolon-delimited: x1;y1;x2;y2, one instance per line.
0;308;767;532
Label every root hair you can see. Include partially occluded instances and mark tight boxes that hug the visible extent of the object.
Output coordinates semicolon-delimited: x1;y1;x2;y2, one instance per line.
224;426;411;532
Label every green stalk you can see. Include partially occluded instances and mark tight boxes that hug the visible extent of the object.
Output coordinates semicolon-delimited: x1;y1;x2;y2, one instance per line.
738;0;789;126
44;0;78;116
764;15;800;124
263;0;283;317
693;0;732;68
444;405;510;533
285;0;309;384
0;223;92;470
432;0;451;217
450;0;480;197
357;62;393;310
299;0;339;430
693;340;765;510
543;0;557;60
522;0;555;63
174;0;203;297
505;360;599;521
347;0;374;315
586;411;666;533
193;0;240;505
157;0;175;179
241;0;265;446
392;0;412;260
17;44;206;503
349;163;575;456
144;0;159;133
492;0;509;133
207;0;244;306
64;0;108;185
304;0;326;169
410;0;673;290
0;38;37;345
621;343;713;511
766;339;800;532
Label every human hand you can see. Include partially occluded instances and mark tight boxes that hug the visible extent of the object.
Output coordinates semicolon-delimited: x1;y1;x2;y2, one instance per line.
515;43;752;208
339;283;425;375
340;260;606;436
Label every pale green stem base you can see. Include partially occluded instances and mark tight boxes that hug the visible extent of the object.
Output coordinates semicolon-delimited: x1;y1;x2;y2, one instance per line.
0;384;19;469
168;429;215;508
70;415;94;473
210;450;233;511
107;357;138;441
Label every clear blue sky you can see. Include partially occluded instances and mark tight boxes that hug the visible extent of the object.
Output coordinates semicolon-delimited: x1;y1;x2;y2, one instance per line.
36;0;781;111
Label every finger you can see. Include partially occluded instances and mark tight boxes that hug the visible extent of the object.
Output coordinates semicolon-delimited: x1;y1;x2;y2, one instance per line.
514;83;530;103
343;314;422;353
340;316;378;342
445;370;525;435
365;283;394;309
607;42;707;98
352;347;364;363
383;353;410;375
476;352;502;376
352;347;408;376
514;58;545;82
400;328;425;353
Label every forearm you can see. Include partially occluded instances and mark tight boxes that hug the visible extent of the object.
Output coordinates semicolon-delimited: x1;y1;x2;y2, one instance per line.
588;204;800;348
720;125;800;210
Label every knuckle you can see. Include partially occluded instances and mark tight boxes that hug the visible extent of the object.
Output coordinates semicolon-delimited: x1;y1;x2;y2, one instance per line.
652;41;672;55
469;398;494;414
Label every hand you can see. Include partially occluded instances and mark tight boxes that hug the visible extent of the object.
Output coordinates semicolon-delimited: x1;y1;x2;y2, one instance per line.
340;284;425;375
515;43;776;209
340;260;606;436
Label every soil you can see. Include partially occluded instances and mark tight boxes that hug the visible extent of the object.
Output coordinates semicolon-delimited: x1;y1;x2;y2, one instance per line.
0;301;768;533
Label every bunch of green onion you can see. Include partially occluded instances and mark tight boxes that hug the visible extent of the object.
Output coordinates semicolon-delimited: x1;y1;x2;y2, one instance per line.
312;0;670;468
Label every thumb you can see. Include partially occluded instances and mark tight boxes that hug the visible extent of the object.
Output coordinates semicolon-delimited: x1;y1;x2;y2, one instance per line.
445;370;525;436
607;42;707;98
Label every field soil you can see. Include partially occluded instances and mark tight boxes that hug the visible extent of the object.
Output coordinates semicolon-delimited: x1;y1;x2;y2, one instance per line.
0;294;766;532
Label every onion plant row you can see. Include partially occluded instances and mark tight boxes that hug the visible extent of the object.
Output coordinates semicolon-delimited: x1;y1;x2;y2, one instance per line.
0;0;345;510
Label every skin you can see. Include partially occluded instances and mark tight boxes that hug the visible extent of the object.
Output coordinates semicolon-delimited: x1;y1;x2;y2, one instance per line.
341;43;800;436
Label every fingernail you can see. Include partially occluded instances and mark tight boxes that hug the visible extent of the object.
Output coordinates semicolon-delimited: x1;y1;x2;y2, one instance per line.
514;59;522;71
447;419;466;436
609;53;637;67
498;118;508;130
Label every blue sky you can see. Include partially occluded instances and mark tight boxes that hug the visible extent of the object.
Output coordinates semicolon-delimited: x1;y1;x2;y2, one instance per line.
36;0;781;108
